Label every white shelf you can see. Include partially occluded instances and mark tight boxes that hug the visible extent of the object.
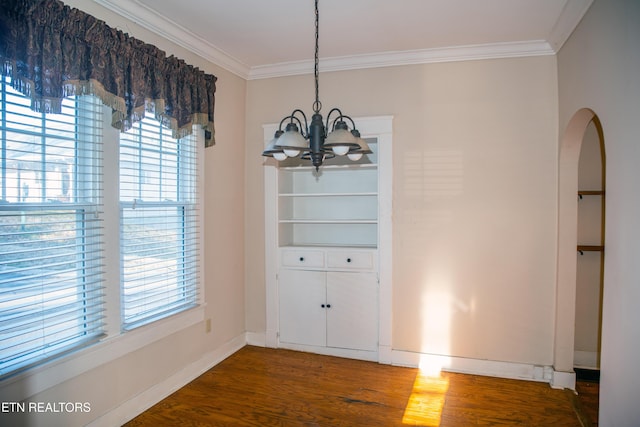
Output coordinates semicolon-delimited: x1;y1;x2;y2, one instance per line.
279;192;377;197
279;163;378;171
279;219;378;224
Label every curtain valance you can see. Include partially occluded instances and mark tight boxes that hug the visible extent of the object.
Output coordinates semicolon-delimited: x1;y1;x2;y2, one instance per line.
0;0;217;146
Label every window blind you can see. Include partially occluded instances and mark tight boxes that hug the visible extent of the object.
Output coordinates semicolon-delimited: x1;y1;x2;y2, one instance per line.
0;77;105;377
119;117;199;330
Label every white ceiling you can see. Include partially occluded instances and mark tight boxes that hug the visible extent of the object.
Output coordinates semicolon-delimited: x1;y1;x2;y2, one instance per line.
93;0;593;80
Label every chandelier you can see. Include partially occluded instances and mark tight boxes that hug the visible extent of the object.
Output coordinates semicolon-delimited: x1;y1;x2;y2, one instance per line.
261;0;371;171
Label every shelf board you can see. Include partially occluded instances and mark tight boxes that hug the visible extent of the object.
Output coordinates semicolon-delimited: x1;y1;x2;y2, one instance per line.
279;243;378;249
279;192;377;197
578;190;605;196
577;245;604;252
279;219;378;224
279;163;378;171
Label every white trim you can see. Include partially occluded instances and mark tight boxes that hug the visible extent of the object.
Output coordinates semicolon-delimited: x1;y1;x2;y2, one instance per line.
551;370;577;390
547;0;594;52
90;0;592;80
88;333;246;427
277;343;378;363
574;350;599;369
248;41;555;80
246;331;267;347
391;349;554;384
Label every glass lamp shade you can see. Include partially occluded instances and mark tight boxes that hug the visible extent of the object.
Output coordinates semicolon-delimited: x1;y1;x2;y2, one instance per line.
262;131;286;158
324;122;358;156
346;131;372;161
275;123;308;157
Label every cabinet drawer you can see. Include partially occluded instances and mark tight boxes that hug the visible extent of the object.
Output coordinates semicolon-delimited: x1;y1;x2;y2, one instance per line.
327;251;373;270
282;250;325;268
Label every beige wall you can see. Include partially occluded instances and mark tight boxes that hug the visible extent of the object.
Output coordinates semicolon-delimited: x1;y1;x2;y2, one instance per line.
0;2;247;426
246;56;559;365
558;0;640;424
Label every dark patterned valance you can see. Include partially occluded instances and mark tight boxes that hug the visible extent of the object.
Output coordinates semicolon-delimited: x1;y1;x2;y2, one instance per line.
0;0;216;146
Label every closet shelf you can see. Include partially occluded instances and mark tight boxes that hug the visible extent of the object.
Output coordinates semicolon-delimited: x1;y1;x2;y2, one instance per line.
578;190;605;196
577;245;604;254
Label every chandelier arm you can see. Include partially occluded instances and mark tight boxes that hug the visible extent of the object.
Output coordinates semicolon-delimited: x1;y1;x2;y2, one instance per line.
325;107;345;130
289;109;309;137
340;114;357;130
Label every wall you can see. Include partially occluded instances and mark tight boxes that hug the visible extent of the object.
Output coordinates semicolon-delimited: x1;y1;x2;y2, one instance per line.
557;0;640;424
0;1;247;426
246;56;559;367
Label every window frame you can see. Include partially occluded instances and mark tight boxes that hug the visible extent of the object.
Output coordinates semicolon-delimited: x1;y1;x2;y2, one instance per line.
118;116;200;330
0;80;105;378
0;87;205;393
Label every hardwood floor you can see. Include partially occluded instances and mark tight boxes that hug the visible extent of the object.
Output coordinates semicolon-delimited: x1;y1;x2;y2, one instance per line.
125;346;592;426
575;380;600;426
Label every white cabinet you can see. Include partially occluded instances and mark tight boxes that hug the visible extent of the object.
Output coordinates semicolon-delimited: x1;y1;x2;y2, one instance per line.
278;266;378;353
279;269;326;347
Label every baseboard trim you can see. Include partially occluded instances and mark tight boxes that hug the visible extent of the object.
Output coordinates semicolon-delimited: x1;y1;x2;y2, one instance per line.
246;331;267;347
391;350;554;383
573;350;598;369
88;333;246;427
551;370;576;390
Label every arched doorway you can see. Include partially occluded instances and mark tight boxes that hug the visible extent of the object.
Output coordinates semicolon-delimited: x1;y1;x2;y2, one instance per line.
553;108;606;389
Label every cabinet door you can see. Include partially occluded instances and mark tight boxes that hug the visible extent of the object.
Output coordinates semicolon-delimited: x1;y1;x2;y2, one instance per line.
278;269;326;347
326;272;378;351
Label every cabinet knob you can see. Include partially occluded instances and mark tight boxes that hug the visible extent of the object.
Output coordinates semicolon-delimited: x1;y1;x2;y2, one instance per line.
299;257;304;262
321;304;325;308
326;304;331;308
346;258;352;263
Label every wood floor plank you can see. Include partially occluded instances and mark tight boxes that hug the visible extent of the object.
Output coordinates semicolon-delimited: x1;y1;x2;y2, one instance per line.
124;346;589;426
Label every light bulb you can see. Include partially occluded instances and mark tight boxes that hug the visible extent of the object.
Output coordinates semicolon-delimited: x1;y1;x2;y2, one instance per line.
332;145;350;156
273;152;287;161
347;153;363;161
283;149;300;157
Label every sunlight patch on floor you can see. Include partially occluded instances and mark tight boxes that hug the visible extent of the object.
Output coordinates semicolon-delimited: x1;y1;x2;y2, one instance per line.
402;369;450;426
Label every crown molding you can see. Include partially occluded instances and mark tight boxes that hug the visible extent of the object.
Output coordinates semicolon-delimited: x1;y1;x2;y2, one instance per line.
547;0;594;51
248;41;555;80
92;0;591;81
92;0;251;79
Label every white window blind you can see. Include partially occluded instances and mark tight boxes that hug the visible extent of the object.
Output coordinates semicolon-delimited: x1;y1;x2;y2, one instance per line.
0;77;104;377
119;116;199;330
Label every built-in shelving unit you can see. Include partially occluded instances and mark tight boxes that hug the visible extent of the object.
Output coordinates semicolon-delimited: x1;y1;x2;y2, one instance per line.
577;190;605;255
277;154;378;248
263;116;393;362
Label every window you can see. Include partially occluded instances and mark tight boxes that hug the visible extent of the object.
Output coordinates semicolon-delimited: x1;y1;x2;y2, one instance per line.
119;117;199;330
0;76;202;378
0;77;104;377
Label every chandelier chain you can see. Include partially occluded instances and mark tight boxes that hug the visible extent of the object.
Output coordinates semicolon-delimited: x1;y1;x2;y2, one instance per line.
313;0;321;113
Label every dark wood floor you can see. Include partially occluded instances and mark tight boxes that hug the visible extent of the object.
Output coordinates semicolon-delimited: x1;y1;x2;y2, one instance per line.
125;346;597;426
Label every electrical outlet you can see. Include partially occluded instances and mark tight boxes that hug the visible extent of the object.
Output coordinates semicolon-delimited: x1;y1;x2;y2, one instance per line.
205;318;211;333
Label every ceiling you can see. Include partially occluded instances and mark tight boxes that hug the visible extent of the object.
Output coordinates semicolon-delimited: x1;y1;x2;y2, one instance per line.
93;0;593;80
